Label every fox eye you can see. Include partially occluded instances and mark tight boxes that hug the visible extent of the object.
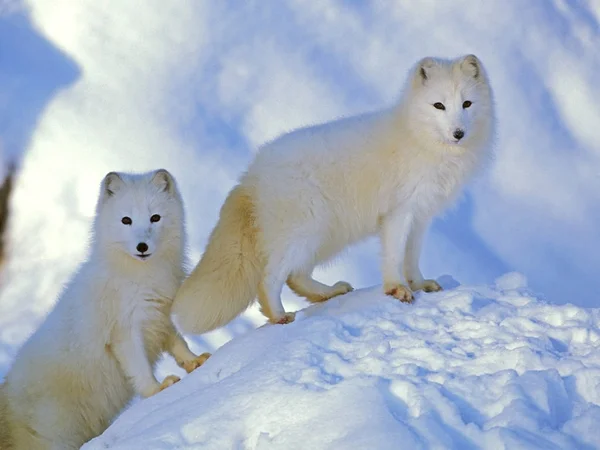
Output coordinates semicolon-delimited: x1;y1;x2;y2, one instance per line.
150;214;161;223
462;100;472;109
433;102;445;110
121;216;132;225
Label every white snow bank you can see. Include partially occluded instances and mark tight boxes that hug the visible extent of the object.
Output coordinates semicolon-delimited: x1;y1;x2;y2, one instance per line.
84;274;600;450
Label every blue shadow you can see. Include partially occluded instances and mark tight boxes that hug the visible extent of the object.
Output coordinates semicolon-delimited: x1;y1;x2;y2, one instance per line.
0;12;80;165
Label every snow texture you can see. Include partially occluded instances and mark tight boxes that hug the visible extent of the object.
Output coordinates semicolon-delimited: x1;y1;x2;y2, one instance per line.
83;274;600;450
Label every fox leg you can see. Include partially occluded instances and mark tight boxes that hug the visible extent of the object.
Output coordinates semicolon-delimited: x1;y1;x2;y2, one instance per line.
403;216;442;293
287;272;353;303
167;328;211;374
258;253;296;324
379;209;414;303
258;279;295;325
156;375;181;393
112;328;172;398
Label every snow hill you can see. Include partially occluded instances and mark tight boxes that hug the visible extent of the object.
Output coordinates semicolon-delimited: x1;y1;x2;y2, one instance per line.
82;273;600;450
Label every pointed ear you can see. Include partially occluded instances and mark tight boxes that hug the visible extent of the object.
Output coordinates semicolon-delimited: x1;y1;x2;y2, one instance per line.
151;169;175;194
459;54;481;79
102;172;124;198
415;57;437;85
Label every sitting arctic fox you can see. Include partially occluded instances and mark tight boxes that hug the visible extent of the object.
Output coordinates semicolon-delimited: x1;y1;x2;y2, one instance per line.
0;169;210;450
172;54;495;331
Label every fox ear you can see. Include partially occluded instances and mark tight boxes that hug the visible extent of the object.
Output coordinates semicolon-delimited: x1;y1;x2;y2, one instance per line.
102;172;123;197
415;57;437;85
459;54;481;79
151;169;175;194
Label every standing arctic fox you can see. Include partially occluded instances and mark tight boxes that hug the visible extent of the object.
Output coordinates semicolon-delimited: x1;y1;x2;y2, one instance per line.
0;169;210;450
172;54;495;331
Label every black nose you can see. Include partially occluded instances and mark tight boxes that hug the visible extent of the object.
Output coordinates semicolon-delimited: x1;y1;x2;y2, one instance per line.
136;242;148;253
453;129;465;140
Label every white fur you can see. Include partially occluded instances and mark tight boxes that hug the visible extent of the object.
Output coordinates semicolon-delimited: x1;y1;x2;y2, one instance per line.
172;54;495;332
0;169;208;450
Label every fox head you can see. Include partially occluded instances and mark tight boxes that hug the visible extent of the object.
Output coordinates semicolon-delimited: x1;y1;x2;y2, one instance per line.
406;54;494;148
93;169;185;263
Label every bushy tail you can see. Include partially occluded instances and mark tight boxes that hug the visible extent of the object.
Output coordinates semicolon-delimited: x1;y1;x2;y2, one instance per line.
0;383;12;449
172;184;263;334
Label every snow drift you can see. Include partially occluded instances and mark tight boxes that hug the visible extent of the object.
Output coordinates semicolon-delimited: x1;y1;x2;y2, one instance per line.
83;274;600;450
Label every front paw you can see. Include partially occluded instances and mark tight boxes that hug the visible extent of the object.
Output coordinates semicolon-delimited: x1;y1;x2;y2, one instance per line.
157;374;181;393
182;352;212;374
142;375;181;398
409;279;443;293
384;282;414;303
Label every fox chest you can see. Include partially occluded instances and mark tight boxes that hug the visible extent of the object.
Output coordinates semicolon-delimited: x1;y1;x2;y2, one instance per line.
114;296;173;363
397;164;465;216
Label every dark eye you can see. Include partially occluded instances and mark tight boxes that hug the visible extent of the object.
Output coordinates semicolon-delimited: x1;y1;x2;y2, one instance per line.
463;101;472;109
121;216;132;225
150;214;161;223
433;102;445;110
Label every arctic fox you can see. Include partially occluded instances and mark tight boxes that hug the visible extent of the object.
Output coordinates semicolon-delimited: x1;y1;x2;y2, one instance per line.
172;54;495;331
0;169;210;450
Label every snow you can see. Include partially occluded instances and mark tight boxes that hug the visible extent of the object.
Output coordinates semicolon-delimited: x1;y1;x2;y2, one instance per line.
1;1;600;449
81;275;600;449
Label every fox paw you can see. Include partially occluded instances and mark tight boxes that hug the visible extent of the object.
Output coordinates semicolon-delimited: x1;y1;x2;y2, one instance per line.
308;281;354;303
332;281;354;296
410;279;443;293
384;283;414;304
143;375;181;397
182;352;212;374
269;312;296;325
158;375;181;392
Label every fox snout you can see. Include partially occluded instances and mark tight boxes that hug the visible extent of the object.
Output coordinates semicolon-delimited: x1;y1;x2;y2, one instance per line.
134;240;153;260
453;128;465;141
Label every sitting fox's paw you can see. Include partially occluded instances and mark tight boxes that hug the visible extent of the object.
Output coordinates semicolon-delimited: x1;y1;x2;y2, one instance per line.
409;279;443;293
384;283;414;304
157;375;181;393
182;352;212;374
142;375;181;398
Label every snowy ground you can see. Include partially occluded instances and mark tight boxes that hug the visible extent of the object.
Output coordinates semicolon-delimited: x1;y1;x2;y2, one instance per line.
81;273;600;450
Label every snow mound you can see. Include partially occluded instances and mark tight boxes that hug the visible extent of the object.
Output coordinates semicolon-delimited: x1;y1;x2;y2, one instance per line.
84;274;600;450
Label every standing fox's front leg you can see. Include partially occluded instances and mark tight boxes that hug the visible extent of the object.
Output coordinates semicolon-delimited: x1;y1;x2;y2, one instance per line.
112;328;179;398
379;209;414;303
167;326;211;374
403;216;443;293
